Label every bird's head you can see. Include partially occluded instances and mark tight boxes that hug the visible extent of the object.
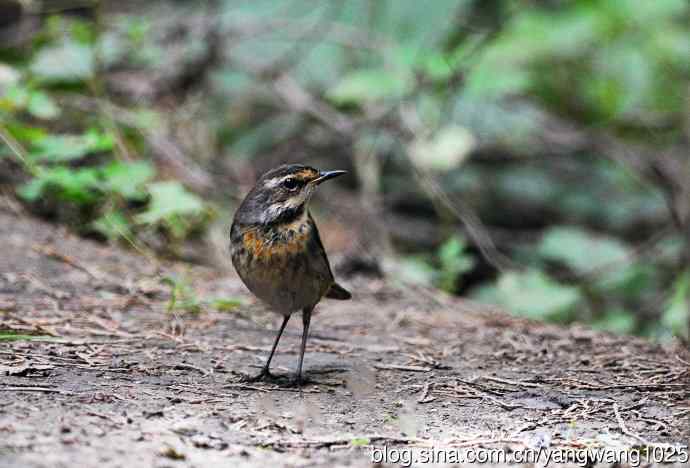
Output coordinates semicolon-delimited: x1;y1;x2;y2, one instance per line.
236;164;346;225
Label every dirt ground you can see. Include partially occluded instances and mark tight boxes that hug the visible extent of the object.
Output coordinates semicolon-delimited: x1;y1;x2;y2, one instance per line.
1;206;689;468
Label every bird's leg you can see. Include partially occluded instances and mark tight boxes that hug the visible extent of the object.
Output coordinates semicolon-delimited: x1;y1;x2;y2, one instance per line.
243;314;290;382
292;306;313;386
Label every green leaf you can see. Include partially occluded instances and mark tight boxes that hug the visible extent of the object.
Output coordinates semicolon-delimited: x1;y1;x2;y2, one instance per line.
465;64;531;99
18;166;101;204
604;0;687;23
396;256;436;287
30;40;94;83
17;178;45;202
162;275;201;314
0;331;47;342
473;269;581;321
662;271;690;339
101;160;155;200
350;438;370;447
211;298;244;312
130;109;162;130
367;0;462;49
409;125;476;172
538;226;630;286
496;166;559;205
1;86;60;119
328;68;412;104
30;130;114;163
4;123;47;143
585;44;653;118
51;167;101;202
2;84;29;109
69;18;97;44
419;52;456;81
92;211;132;241
0;63;20;90
437;235;475;293
27;91;60;120
591;309;636;335
97;31;128;67
135;181;205;238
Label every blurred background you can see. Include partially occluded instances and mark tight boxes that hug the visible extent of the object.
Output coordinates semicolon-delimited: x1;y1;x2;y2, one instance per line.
1;0;689;342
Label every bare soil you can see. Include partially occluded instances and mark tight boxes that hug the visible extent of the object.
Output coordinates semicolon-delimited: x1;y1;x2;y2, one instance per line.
1;207;689;468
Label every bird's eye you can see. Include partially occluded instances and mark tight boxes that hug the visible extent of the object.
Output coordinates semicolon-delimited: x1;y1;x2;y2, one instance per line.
283;178;299;190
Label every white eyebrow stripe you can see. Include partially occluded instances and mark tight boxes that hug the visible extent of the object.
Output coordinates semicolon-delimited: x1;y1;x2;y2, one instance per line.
264;174;297;188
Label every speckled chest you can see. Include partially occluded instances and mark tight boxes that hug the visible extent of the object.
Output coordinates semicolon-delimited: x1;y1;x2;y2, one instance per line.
230;214;330;313
230;215;312;267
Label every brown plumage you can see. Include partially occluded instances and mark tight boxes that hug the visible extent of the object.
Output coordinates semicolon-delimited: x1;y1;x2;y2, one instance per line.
230;164;350;385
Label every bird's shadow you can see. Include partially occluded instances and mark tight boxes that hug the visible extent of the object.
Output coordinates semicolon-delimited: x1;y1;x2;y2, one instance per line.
232;366;349;388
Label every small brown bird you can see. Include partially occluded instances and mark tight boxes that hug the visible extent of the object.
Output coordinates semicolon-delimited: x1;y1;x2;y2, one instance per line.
230;164;351;385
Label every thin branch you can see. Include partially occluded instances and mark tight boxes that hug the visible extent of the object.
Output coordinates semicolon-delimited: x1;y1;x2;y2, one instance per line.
613;402;652;446
0;125;39;175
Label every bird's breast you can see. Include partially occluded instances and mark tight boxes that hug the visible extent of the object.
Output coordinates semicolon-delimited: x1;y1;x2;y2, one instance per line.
230;217;329;313
239;218;312;262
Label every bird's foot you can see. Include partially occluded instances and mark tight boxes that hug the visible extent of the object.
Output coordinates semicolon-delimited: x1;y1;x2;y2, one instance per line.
237;370;314;387
288;376;303;388
287;374;315;388
239;369;279;383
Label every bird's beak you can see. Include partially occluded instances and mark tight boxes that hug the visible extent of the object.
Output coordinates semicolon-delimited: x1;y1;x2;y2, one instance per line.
313;170;347;185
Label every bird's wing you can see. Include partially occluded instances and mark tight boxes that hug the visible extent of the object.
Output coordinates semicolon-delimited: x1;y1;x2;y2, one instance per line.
307;212;352;300
307;211;335;282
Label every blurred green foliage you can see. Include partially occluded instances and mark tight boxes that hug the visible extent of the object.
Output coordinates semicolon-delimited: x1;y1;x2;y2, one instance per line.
475;269;581;322
0;331;45;341
0;15;209;250
397;234;475;292
256;0;686;339
162;274;244;314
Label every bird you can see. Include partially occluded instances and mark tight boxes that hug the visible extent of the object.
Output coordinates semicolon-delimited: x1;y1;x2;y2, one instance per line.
229;164;351;385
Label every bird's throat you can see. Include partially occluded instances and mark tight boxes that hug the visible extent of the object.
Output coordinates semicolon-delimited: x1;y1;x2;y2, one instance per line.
269;203;305;225
239;209;312;260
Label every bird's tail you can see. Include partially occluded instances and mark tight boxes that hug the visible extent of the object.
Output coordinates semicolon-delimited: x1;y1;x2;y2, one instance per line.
326;282;351;300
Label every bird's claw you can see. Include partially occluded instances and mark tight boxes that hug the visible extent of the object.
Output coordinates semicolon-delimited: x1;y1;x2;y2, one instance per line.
288;374;316;387
239;369;277;383
239;370;312;387
288;376;303;388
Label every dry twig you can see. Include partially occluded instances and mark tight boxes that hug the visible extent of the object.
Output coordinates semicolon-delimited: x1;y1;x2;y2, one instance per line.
613;402;651;446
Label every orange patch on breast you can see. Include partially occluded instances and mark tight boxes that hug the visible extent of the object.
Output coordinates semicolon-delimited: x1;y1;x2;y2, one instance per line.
242;230;265;257
242;224;311;262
